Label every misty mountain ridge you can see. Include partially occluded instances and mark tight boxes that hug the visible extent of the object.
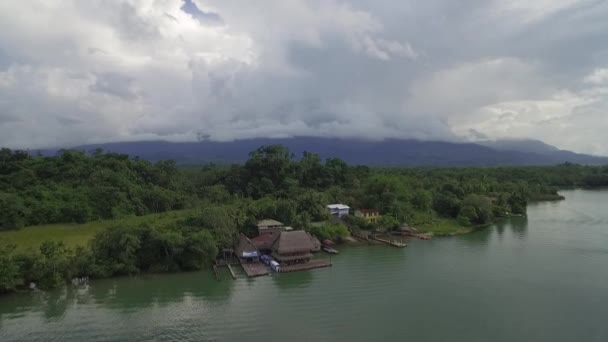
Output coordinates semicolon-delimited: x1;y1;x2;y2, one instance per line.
35;137;608;167
476;139;560;155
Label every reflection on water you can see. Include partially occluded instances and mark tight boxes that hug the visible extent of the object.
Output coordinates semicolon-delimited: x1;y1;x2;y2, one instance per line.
271;269;314;290
42;289;69;321
86;272;234;311
509;215;528;237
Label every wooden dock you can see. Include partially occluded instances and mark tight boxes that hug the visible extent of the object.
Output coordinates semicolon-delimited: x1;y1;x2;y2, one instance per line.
227;264;237;279
371;236;407;248
241;262;270;278
408;233;432;240
279;260;332;273
212;265;221;281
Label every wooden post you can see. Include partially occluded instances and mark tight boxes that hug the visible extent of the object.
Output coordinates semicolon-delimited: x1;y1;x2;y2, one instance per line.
212;265;220;281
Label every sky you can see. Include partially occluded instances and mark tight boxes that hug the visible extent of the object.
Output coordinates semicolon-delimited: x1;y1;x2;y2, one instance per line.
0;0;607;154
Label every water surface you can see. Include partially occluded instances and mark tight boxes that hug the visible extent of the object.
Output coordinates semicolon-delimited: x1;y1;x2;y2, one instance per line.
1;189;608;341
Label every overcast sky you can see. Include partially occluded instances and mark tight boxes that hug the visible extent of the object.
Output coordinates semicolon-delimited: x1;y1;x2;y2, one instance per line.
1;0;607;154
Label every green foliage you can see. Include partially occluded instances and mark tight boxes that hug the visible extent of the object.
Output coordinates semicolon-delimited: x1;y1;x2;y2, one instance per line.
378;215;400;231
90;225;142;277
0;149;194;227
0;193;28;230
309;224;349;242
457;195;494;226
0;245;21;293
26;241;73;289
411;190;433;211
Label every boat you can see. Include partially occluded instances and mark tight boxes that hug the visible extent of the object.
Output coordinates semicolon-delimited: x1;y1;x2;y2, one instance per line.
322;246;339;254
270;260;280;272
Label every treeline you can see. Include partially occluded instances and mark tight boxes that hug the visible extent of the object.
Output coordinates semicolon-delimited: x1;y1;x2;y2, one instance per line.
0;148;194;230
3;145;608;233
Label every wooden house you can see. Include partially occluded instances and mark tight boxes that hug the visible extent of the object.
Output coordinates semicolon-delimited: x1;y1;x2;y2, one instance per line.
354;209;381;223
257;219;286;236
327;204;350;217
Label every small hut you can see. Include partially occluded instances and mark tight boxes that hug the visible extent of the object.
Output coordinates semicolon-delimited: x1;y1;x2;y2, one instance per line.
396;224;415;235
235;234;260;263
309;233;321;253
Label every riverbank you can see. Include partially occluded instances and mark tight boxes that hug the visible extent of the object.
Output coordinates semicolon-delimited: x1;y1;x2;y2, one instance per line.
415;218;473;236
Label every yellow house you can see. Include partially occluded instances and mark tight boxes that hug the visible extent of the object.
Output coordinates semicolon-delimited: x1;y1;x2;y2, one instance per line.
354;209;381;223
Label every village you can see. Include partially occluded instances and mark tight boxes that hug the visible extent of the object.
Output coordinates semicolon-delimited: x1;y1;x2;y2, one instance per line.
214;203;432;279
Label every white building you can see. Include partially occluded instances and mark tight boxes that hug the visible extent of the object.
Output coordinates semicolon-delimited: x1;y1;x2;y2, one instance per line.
327;204;350;217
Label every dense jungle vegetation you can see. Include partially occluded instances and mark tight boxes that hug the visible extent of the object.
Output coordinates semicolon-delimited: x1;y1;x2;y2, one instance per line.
2;145;608;293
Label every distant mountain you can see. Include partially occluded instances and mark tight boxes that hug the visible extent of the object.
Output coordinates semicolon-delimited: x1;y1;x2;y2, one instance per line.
36;137;608;166
477;139;560;155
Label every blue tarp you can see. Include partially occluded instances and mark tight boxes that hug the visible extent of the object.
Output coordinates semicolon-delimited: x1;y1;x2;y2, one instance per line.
242;251;259;258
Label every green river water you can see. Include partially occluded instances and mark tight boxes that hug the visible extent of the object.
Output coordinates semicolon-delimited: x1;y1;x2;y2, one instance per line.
1;189;608;341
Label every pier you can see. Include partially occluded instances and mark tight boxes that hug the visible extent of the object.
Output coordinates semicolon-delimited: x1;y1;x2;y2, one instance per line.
227;264;237;280
370;236;407;248
407;232;432;240
241;262;270;277
279;260;332;273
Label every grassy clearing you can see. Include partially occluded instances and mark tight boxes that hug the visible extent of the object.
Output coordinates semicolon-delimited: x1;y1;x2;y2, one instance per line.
415;218;473;236
0;210;195;252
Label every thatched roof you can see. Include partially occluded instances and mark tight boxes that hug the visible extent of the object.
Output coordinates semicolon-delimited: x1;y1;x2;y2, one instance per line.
272;252;313;262
251;234;279;250
235;234;259;258
271;230;315;255
309;233;321;252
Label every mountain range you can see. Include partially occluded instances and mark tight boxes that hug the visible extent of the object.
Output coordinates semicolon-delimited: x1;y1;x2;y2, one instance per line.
35;137;608;167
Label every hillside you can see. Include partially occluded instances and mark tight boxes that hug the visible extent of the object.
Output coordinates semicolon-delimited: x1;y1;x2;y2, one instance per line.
38;137;608;166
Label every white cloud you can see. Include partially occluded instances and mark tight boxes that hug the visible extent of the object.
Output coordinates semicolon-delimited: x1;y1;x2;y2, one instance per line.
584;68;608;85
0;0;607;154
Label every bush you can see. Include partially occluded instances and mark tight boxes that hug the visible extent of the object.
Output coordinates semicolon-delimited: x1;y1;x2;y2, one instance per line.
0;193;28;230
309;224;349;242
0;245;21;293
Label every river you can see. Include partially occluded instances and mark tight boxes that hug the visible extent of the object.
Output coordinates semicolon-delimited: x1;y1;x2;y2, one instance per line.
1;189;608;341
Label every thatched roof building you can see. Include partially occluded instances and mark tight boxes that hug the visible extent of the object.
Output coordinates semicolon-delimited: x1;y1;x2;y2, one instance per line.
251;234;279;251
309;234;321;252
271;231;314;264
235;234;260;263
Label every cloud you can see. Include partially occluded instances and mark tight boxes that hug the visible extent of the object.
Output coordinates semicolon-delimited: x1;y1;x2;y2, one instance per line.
0;0;607;154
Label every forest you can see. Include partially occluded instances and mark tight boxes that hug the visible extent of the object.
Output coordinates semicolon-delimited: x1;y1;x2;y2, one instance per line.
2;145;608;293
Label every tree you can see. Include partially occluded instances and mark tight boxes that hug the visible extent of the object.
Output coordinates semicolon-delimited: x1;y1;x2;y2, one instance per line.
0;193;28;230
309;224;349;241
91;225;142;277
0;245;21;293
244;145;293;197
297;152;324;188
411;190;432;211
457;195;494;226
31;241;72;289
178;230;218;270
378;215;400;231
433;193;461;218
